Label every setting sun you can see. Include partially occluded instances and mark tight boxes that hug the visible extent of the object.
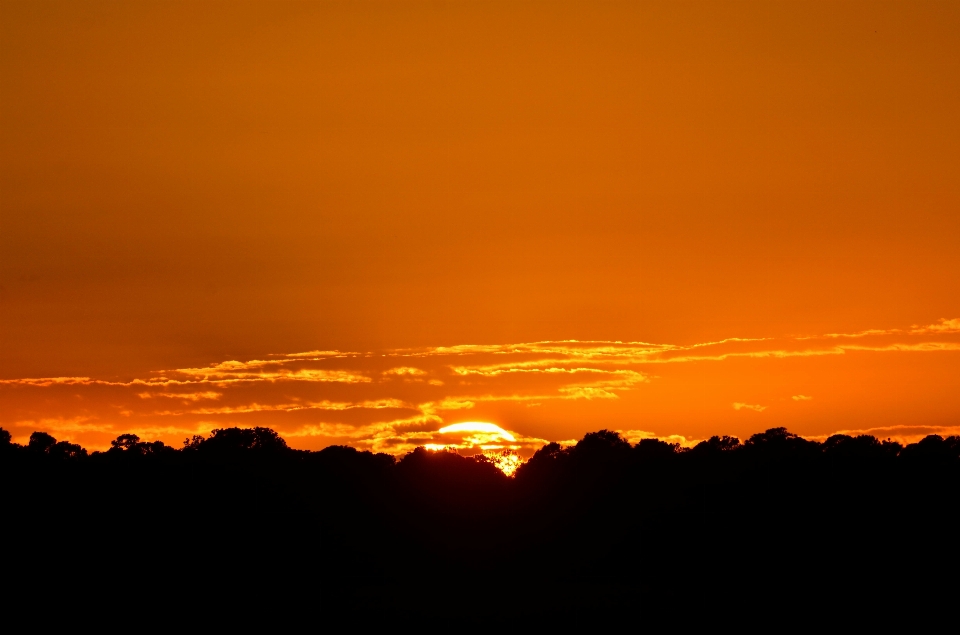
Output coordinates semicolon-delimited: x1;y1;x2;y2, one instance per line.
424;422;526;475
438;422;516;442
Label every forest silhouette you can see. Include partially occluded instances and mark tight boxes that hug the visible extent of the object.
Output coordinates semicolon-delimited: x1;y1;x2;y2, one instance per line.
4;425;959;617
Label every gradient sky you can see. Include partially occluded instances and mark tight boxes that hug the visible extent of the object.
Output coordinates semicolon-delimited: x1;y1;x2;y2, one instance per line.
2;1;959;452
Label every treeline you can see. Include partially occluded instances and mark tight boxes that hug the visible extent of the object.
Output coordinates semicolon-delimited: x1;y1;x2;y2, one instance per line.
8;423;959;465
3;426;960;616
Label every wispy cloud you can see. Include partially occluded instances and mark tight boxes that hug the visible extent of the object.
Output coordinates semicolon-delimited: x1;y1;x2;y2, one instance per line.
792;395;813;401
1;376;100;386
169;364;371;384
824;329;900;338
383;367;426;376
733;402;766;412
912;318;960;334
188;398;409;416
138;391;222;401
274;350;355;358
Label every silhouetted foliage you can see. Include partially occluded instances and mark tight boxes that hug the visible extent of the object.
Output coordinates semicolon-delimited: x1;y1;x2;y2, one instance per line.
26;430;87;459
745;425;816;453
105;433;175;458
183;426;289;454
313;444;396;473
110;433;141;450
5;425;960;618
28;431;57;453
692;434;741;454
634;437;682;460
575;429;632;456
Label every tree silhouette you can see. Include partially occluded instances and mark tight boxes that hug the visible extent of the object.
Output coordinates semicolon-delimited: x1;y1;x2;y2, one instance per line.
574;429;632;456
692;434;741;454
5;423;960;618
184;427;289;454
107;433;174;457
26;431;86;459
28;431;57;453
634;437;682;460
110;433;141;451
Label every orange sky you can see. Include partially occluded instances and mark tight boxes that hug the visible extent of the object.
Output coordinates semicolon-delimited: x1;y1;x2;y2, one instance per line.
2;1;959;453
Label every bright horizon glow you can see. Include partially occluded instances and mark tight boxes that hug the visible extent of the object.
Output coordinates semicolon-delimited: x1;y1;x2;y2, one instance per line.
4;324;960;453
427;424;525;476
438;422;517;442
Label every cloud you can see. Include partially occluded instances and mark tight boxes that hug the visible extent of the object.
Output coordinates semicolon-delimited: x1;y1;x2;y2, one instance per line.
841;342;960;353
0;376;101;386
824;329;900;338
383;367;426;376
558;386;619;400
138;391;222;401
822;317;960;338
733;402;766;412
276;350;354;358
169;363;371;384
792;395;813;401
11;416;97;431
188;398;410;415
912;318;960;334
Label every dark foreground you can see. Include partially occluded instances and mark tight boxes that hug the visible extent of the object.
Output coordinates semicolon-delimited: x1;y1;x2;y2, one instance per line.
3;426;959;620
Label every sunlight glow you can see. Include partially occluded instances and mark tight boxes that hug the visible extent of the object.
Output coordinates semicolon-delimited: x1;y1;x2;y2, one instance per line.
424;423;527;475
438;422;516;442
483;450;523;477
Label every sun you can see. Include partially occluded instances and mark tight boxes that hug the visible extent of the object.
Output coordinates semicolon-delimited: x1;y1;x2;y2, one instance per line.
432;422;525;475
438;422;516;442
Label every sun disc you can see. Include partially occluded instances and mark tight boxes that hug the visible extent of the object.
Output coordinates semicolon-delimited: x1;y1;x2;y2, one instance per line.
438;421;516;442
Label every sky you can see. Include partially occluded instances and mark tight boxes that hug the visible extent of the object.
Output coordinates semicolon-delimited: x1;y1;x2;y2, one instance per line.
2;1;959;453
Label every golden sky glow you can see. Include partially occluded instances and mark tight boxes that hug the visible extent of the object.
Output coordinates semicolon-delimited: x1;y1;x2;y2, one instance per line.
2;1;959;455
2;318;959;454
